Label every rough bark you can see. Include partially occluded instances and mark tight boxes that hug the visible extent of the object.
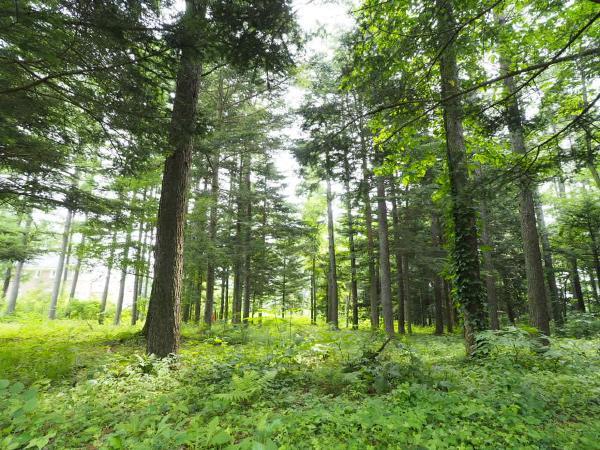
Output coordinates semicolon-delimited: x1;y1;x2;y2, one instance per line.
224;270;229;321
376;175;395;336
534;192;563;326
570;257;586;312
146;0;203;356
68;234;85;302
496;15;550;336
311;256;317;324
436;0;487;354
194;271;203;323
219;268;226;320
131;191;147;325
2;266;11;299
390;181;405;334
49;209;73;319
402;254;412;334
182;283;192;323
588;225;600;290
281;258;287;318
114;227;132;326
204;75;225;326
325;165;339;328
579;63;600;190
6;215;32;314
342;158;359;329
143;224;155;299
99;231;116;324
232;156;244;324
587;267;599;304
479;200;500;330
361;156;379;329
137;196;151;300
204;153;220;327
514;142;551;334
242;158;252;324
443;280;453;333
60;227;74;298
430;212;445;335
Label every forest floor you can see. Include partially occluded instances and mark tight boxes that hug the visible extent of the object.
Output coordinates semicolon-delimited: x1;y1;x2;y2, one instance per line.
1;318;600;449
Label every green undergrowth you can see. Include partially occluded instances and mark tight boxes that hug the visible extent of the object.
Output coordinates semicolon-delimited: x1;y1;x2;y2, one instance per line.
1;317;599;449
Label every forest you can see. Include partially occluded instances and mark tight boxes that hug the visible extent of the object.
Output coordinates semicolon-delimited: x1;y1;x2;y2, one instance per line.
0;0;599;448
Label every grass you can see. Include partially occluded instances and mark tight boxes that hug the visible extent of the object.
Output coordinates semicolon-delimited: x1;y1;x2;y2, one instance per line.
1;316;600;449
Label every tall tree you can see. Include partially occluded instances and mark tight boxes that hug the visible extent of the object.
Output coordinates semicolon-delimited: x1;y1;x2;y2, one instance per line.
376;174;394;336
48;209;73;319
436;0;487;353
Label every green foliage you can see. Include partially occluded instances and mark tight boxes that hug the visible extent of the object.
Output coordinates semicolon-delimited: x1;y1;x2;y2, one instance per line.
0;319;599;449
557;313;600;339
215;370;278;406
63;299;102;320
0;320;141;384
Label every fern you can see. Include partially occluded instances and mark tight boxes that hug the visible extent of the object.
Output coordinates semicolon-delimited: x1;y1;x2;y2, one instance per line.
215;370;277;405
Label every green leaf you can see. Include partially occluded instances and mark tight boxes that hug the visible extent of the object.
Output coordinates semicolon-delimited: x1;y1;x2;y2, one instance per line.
25;435;50;449
22;397;37;413
9;382;24;395
210;430;232;446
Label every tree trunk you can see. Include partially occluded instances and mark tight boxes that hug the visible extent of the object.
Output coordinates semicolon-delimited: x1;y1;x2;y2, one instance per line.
6;215;32;314
325;163;339;328
60;226;74;298
281;258;287;318
194;270;203;323
145;0;203;356
443;280;453;333
242;158;252;324
376;175;395;336
431;212;445;335
534;192;563;326
587;267;599;304
143;224;155;299
390;181;405;334
204;153;220;327
588;226;600;290
224;270;230;322
362;156;379;329
570;257;586;312
7;263;24;314
49;209;73;319
436;0;487;354
479;200;500;330
343;159;359;330
99;231;117;324
219;268;226;320
182;283;192;323
579;63;600;190
311;256;317;324
232;155;245;324
496;16;550;336
2;266;12;299
137;194;151;300
68;234;85;302
131;191;147;325
402;254;412;334
114;227;132;325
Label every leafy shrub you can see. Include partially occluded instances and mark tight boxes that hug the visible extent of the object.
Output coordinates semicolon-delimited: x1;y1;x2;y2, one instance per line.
342;339;425;394
215;369;278;405
0;379;54;450
63;299;101;320
0;320;599;449
474;326;548;365
557;313;600;338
